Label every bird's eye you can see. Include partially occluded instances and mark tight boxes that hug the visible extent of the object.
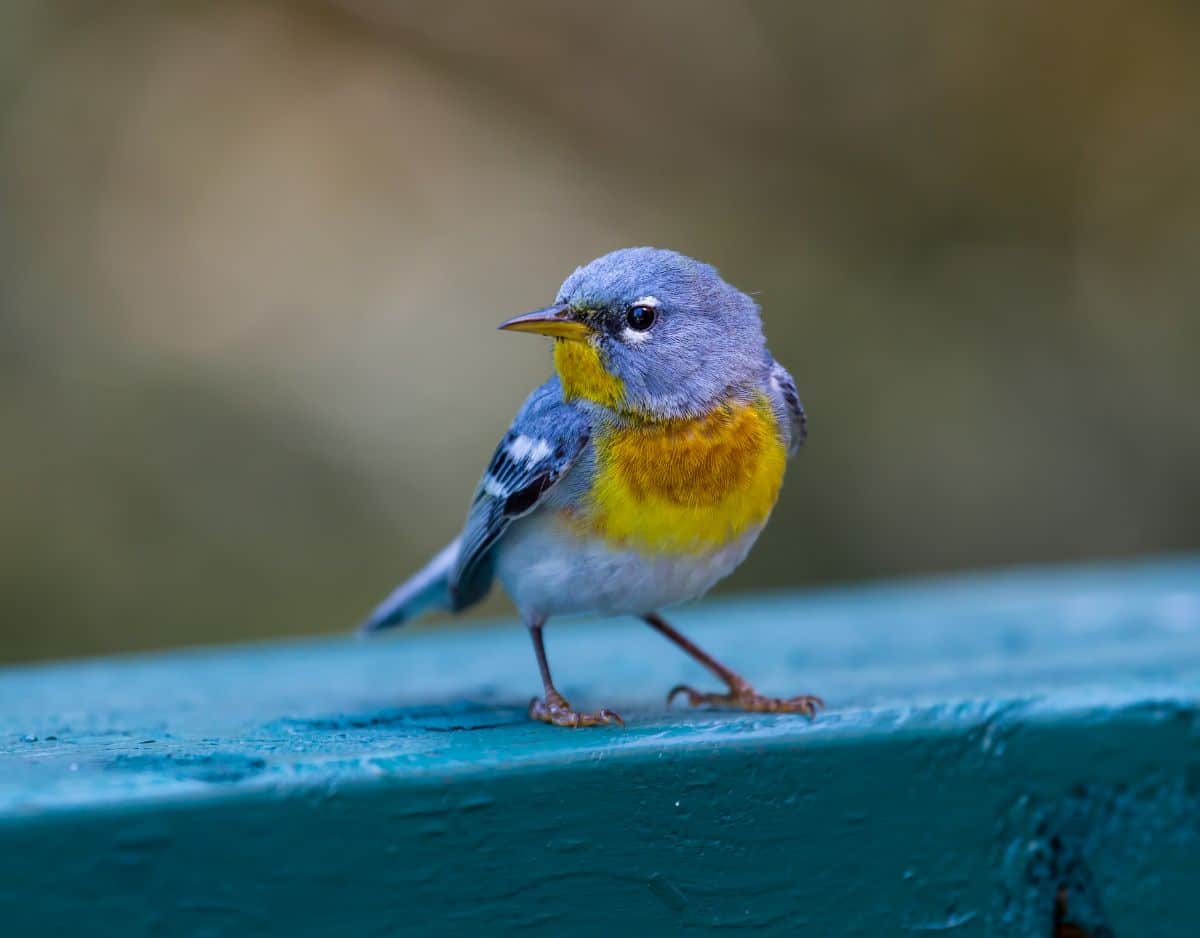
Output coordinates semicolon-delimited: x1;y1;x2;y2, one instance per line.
625;304;657;331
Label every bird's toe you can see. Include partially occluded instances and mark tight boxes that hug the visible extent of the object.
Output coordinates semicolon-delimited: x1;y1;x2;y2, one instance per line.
529;693;624;728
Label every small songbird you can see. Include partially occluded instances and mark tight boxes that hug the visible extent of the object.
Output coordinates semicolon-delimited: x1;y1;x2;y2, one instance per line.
360;247;821;727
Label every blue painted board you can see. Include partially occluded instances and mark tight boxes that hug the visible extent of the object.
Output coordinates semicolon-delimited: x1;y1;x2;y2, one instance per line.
1;558;1199;935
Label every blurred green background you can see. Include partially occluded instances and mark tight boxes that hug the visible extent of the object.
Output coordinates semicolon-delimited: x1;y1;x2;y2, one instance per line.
2;1;1198;663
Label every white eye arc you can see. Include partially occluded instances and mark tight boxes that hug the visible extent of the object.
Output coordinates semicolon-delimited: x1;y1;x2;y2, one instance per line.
622;295;660;341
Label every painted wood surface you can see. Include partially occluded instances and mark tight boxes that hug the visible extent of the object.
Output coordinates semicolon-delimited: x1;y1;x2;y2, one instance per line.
2;557;1199;936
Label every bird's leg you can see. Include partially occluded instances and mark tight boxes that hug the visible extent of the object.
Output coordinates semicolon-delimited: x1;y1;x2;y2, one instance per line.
644;612;823;718
526;620;623;728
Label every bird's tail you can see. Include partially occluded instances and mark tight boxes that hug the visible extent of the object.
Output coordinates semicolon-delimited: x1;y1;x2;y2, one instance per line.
358;538;460;634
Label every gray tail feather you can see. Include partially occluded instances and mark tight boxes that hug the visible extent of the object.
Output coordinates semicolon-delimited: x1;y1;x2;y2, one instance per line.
358;537;460;634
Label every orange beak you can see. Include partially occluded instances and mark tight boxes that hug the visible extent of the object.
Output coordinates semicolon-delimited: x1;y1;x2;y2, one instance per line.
498;304;592;341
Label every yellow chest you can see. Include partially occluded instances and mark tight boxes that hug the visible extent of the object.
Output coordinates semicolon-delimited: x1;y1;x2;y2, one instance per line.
578;396;787;554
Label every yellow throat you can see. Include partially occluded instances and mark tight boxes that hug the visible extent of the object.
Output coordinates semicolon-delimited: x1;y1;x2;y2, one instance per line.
554;339;626;410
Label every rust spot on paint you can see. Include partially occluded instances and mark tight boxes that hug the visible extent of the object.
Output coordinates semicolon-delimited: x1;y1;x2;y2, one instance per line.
1053;884;1092;938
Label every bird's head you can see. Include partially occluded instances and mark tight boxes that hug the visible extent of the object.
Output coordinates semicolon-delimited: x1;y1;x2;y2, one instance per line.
499;247;766;419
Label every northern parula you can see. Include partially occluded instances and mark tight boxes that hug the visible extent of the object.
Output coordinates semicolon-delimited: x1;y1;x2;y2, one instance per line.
360;247;821;727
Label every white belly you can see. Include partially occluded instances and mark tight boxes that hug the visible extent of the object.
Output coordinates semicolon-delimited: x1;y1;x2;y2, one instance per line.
494;508;762;622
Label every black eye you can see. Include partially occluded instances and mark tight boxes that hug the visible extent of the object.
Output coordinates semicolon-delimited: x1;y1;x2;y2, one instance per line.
625;304;656;331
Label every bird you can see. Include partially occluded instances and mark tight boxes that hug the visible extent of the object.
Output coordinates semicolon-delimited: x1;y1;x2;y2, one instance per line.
359;247;821;728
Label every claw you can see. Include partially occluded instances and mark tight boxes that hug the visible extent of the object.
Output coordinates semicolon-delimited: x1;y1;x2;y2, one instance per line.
666;684;693;707
529;691;624;728
786;694;825;718
667;683;823;719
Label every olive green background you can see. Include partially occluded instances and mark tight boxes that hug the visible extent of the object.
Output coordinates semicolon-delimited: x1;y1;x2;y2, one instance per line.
2;1;1198;662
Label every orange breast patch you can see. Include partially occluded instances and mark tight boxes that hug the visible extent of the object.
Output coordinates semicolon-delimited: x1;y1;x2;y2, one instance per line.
581;395;787;553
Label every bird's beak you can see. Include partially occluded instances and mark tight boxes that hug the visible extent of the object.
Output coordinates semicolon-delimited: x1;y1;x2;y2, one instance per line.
497;304;592;341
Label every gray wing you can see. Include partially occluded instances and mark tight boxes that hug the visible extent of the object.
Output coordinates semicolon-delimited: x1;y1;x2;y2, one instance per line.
769;360;808;457
449;377;590;610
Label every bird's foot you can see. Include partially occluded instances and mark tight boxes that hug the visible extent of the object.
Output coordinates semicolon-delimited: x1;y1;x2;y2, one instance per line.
667;678;823;719
529;689;624;728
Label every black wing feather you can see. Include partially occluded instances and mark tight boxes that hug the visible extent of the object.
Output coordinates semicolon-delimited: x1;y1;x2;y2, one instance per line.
449;378;589;609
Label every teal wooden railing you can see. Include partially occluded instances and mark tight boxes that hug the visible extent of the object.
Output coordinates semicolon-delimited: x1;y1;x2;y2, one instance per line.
2;557;1198;936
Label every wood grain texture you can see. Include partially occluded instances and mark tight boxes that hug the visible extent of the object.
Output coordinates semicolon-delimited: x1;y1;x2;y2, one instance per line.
2;557;1199;936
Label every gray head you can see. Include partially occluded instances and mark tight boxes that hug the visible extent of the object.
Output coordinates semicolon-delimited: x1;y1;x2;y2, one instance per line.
500;247;767;417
